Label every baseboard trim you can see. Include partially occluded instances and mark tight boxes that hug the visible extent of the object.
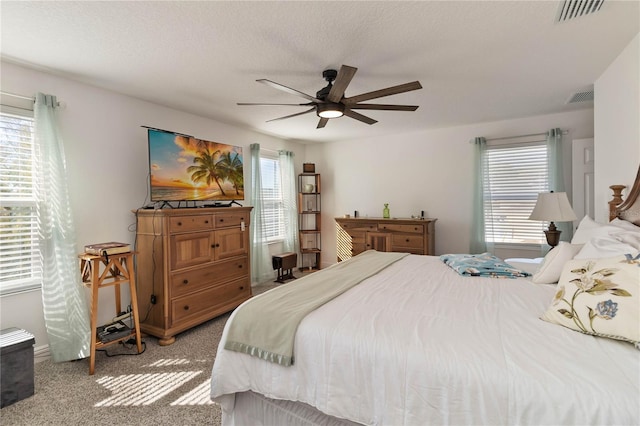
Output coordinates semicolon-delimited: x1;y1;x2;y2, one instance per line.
34;344;50;363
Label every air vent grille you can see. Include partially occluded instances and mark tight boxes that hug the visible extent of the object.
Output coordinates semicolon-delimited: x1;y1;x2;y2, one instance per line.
567;90;594;104
557;0;604;22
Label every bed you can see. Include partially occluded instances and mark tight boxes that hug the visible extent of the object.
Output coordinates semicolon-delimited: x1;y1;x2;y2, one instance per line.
210;168;640;426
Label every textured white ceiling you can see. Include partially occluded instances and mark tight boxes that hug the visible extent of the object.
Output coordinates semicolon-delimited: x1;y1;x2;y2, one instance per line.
1;1;638;143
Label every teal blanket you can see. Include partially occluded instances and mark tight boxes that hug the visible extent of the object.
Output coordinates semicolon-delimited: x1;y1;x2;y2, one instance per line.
440;252;531;278
224;250;409;366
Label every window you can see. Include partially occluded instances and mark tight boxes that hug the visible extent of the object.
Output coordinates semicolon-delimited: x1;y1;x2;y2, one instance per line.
260;154;285;241
0;106;42;294
483;142;548;244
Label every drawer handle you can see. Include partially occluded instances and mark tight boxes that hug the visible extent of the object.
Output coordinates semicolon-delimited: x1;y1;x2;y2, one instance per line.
184;305;189;311
205;220;209;224
182;279;188;285
238;264;243;268
220;219;224;222
406;239;410;242
211;243;220;248
177;221;182;226
239;286;244;290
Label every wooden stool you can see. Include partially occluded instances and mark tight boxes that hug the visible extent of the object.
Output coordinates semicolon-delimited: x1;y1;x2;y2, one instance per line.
79;252;143;375
272;252;297;283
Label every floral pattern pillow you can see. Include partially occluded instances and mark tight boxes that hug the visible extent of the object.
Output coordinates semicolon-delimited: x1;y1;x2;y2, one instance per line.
541;254;640;345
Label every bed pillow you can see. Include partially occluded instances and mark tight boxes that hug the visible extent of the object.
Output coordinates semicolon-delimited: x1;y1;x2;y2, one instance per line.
611;231;640;250
532;242;584;284
571;216;623;245
610;218;640;233
541;255;639;346
574;235;639;259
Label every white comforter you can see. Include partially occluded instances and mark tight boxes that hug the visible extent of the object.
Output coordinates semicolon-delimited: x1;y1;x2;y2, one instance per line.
211;255;639;425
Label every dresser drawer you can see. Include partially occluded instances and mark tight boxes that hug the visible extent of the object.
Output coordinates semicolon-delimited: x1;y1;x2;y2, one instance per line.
352;243;367;256
169;215;214;233
349;231;366;245
379;223;424;234
215;213;248;228
170;257;248;298
171;278;250;325
340;222;378;232
391;233;424;249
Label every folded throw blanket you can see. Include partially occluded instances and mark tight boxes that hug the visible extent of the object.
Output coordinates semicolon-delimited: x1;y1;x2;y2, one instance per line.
224;250;409;366
440;252;531;278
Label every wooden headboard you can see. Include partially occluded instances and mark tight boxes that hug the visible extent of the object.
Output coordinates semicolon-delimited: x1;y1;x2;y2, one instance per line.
609;164;640;225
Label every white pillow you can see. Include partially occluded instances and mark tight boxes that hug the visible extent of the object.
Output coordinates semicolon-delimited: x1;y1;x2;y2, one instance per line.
571;216;623;245
505;258;544;275
610;218;640;233
574;235;639;260
532;242;584;284
611;231;640;251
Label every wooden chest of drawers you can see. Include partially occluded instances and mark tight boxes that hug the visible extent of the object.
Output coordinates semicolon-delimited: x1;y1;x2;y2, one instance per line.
335;217;436;262
135;207;252;345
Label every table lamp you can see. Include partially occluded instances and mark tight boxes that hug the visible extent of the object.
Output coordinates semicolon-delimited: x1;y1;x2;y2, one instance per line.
529;191;577;248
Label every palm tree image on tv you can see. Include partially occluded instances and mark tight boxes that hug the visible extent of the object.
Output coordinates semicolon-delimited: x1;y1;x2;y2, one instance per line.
148;130;244;202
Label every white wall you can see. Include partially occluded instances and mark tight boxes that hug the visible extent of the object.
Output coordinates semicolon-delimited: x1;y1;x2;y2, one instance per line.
0;61;302;353
307;110;594;266
594;33;640;222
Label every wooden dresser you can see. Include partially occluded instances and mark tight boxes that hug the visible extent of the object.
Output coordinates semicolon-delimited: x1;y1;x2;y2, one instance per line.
335;217;436;262
135;207;252;345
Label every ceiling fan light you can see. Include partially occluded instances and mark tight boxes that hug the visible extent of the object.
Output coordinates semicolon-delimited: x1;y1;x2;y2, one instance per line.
317;103;345;119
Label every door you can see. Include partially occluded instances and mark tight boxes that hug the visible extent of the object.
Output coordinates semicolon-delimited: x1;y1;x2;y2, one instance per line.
572;138;595;228
366;232;391;252
214;227;248;260
170;231;214;270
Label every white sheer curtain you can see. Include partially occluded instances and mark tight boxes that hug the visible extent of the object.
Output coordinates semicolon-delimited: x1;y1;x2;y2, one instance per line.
470;137;488;253
35;93;91;362
278;150;299;254
249;144;274;284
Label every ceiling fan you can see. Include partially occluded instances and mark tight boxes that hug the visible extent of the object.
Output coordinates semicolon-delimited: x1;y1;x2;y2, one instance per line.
238;65;422;129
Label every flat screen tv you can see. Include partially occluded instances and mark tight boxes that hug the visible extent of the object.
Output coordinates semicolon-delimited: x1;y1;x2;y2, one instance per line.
147;128;244;203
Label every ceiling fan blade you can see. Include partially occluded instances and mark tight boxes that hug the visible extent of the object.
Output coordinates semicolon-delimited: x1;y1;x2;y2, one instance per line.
266;107;316;123
238;102;313;106
317;117;329;129
349;104;419;111
257;79;323;103
344;109;378;125
327;65;357;103
343;81;422;104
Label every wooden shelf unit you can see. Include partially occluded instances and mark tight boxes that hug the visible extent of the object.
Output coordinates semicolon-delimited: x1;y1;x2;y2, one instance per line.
79;251;143;375
298;173;321;271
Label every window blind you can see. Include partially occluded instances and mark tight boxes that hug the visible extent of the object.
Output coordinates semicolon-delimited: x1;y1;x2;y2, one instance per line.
483;143;548;244
0;111;42;294
260;156;285;241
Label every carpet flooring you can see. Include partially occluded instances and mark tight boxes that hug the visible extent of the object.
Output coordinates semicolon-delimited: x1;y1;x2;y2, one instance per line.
0;283;278;425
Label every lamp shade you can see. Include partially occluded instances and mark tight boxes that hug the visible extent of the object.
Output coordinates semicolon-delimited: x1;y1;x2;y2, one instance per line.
529;192;577;222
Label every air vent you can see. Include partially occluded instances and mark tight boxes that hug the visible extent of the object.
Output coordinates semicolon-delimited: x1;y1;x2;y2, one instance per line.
557;0;604;22
566;90;594;104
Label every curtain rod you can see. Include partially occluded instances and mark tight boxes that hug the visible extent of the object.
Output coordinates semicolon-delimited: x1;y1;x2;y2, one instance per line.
486;130;568;142
0;90;64;107
0;91;34;102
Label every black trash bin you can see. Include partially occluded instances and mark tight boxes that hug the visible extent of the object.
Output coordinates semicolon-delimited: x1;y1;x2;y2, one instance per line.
1;327;35;408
